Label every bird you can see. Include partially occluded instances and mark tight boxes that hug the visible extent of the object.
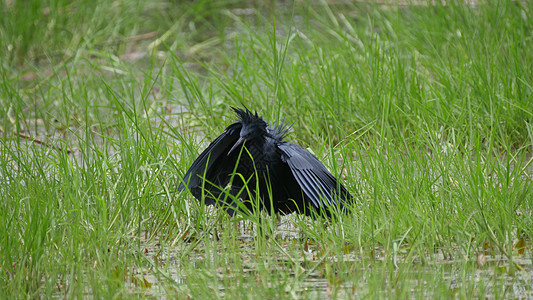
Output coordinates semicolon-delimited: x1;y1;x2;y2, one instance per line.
178;106;353;217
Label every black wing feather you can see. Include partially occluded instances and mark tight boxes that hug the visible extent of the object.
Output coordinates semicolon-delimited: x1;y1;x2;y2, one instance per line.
291;169;322;208
308;169;338;206
277;142;351;209
304;169;334;206
301;169;330;204
178;123;241;191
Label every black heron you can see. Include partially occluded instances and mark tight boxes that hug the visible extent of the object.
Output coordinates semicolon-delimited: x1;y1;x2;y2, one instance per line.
178;106;353;217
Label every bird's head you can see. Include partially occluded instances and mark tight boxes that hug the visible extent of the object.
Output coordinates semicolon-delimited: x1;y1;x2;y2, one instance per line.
229;106;268;153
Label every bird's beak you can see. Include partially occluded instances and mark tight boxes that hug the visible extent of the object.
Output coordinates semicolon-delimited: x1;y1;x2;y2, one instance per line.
228;136;245;155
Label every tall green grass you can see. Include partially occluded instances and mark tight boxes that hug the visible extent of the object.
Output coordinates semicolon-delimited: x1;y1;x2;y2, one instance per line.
1;0;532;298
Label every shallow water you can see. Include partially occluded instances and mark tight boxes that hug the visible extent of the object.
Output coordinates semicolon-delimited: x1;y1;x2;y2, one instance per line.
132;216;533;298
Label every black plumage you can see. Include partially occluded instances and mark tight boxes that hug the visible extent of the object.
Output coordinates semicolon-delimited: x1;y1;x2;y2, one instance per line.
178;106;353;216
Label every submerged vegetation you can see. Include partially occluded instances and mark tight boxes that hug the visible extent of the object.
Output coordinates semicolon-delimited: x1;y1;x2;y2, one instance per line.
1;0;532;298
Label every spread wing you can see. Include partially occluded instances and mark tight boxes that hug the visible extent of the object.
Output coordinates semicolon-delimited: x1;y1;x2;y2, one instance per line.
178;123;241;191
277;142;352;210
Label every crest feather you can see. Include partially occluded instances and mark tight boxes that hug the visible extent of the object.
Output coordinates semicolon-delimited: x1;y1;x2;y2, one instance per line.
268;117;292;140
231;106;263;125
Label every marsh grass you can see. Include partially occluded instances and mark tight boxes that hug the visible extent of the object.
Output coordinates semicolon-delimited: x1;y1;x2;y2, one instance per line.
1;0;532;298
